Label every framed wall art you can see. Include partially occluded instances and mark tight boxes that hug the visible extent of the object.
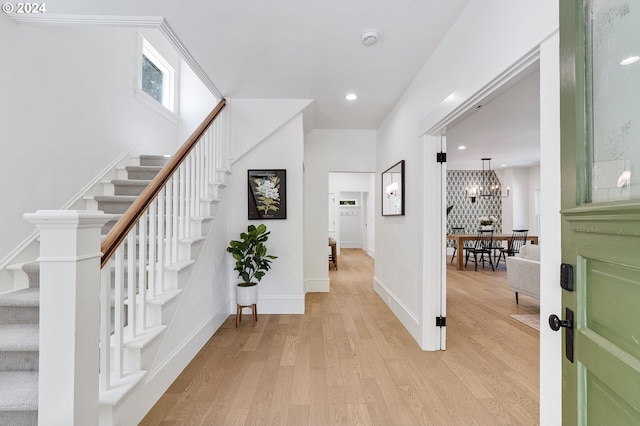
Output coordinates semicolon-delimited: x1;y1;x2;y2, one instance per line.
247;169;287;220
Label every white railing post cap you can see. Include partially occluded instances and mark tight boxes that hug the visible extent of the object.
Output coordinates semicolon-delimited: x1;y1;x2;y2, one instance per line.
24;210;113;228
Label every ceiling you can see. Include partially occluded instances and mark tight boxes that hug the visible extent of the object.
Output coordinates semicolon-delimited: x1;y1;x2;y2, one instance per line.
50;0;470;130
445;66;541;170
38;0;540;166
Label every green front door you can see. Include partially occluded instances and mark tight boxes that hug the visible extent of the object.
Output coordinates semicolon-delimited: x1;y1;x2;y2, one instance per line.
560;0;640;423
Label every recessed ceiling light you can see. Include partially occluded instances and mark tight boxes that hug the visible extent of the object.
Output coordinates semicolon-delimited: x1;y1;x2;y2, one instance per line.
458;145;466;150
345;93;358;101
621;55;640;66
500;163;507;167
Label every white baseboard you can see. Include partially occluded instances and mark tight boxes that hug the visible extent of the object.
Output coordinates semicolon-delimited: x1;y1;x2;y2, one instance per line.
373;276;421;346
366;248;375;259
110;302;229;425
229;295;305;315
340;242;363;249
304;278;329;293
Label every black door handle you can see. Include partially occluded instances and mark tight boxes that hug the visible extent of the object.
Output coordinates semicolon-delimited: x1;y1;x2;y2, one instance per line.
548;314;572;331
548;308;574;363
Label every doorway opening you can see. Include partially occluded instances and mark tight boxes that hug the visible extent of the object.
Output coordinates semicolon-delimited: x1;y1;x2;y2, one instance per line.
443;60;541;323
328;172;375;274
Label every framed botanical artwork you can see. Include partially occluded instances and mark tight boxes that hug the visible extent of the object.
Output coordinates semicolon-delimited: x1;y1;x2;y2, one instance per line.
247;169;287;220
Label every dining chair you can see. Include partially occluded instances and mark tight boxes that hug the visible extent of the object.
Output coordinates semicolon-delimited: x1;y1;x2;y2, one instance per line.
496;229;528;267
449;227;465;264
465;229;495;271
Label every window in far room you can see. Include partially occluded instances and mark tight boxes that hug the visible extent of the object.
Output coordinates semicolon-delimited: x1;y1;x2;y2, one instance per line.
139;38;175;113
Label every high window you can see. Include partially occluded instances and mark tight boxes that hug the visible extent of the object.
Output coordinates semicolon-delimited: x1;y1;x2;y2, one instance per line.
140;38;175;112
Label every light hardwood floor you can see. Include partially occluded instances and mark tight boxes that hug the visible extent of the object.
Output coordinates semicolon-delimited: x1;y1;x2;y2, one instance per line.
141;249;539;425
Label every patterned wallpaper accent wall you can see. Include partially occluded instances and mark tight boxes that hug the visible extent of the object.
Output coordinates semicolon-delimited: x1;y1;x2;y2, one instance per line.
446;170;503;235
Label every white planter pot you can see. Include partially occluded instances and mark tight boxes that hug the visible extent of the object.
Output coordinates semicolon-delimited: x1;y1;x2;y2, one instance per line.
481;225;493;231
236;284;258;306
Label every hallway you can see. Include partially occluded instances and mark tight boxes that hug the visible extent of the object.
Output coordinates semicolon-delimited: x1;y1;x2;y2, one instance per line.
141;249;539;425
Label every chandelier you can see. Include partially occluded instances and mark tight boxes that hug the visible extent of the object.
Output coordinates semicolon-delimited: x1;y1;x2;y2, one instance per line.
465;158;510;203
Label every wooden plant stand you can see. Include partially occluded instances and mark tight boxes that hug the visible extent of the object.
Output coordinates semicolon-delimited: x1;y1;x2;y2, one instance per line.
236;303;257;327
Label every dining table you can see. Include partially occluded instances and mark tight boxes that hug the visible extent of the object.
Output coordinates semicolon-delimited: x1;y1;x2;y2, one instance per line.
447;233;539;271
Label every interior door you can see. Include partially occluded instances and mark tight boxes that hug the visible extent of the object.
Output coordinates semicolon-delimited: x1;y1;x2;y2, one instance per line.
559;0;640;423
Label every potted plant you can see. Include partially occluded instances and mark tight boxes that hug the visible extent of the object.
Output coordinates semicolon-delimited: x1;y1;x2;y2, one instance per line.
479;215;497;230
227;224;277;306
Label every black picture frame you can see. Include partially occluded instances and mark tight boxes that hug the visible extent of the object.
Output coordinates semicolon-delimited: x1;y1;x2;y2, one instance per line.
248;169;287;220
382;160;405;216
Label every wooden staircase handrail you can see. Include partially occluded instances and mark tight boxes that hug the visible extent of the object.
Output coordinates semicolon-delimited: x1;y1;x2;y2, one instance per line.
100;99;226;268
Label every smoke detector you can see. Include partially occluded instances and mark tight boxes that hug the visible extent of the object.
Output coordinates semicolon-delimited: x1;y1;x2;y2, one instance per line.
361;30;378;46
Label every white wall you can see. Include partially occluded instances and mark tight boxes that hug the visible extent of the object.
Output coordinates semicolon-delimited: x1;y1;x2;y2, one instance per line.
528;165;541;236
0;19;217;263
228;104;305;314
229;98;311;161
376;0;558;355
177;56;219;143
512;168;530;229
304;130;376;292
338;191;363;249
497;168;515;233
367;174;376;256
497;166;540;234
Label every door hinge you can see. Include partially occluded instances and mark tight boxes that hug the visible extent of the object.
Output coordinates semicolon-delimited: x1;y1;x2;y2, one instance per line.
436;316;446;327
436;152;446;163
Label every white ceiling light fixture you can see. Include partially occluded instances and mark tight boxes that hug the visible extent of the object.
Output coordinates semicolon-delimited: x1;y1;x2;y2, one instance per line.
361;30;379;46
345;93;358;101
458;145;466;150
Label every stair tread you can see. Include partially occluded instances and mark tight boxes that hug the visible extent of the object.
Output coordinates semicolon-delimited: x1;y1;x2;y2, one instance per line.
126;165;163;171
0;371;38;410
0;289;39;307
111;179;151;186
0;324;39;351
94;195;138;202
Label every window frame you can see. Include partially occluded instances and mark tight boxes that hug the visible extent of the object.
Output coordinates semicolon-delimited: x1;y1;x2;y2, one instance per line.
136;35;177;120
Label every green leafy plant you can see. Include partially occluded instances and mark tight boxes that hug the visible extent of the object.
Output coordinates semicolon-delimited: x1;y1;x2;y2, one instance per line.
227;224;277;287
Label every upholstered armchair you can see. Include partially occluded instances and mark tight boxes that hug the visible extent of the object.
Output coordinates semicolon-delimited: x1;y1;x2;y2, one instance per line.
506;244;540;304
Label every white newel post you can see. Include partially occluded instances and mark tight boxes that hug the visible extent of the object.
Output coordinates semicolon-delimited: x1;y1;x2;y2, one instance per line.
24;210;112;426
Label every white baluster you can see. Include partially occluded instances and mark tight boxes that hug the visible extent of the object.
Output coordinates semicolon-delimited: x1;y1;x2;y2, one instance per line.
127;230;136;338
138;211;147;332
179;164;186;239
100;263;111;392
185;159;192;238
148;200;157;298
114;245;124;379
172;174;179;261
165;180;173;265
157;189;165;293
